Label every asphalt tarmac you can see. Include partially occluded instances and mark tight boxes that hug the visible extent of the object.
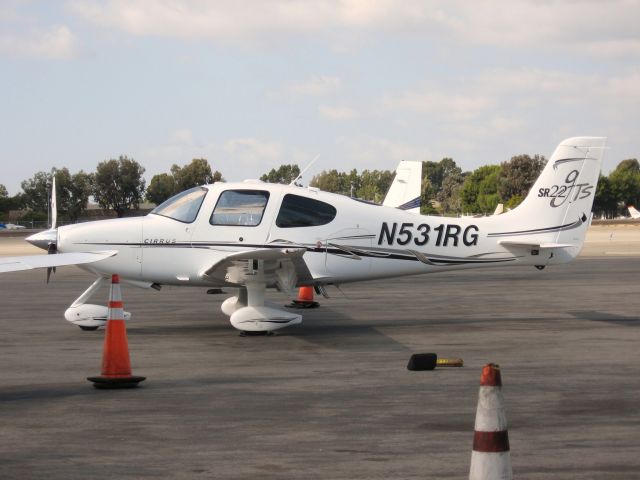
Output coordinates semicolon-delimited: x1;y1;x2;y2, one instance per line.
1;243;640;478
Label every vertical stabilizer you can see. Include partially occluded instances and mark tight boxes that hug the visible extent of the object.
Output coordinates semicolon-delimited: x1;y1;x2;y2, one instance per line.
383;160;422;214
492;137;606;263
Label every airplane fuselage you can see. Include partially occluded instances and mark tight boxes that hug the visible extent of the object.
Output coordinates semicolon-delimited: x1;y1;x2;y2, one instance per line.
55;179;584;288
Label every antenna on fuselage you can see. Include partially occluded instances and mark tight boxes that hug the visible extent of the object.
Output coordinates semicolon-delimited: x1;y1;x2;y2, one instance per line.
290;154;320;187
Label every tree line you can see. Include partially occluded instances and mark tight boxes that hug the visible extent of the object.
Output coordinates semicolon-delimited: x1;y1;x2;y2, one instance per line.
0;157;223;222
303;154;546;215
1;153;638;223
307;155;639;218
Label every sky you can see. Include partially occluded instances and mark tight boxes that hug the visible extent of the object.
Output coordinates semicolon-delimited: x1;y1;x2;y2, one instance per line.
1;0;639;195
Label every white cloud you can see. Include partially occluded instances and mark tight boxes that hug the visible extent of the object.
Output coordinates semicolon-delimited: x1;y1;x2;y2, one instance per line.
435;1;640;53
170;128;194;144
0;25;79;59
381;67;640;128
340;135;431;168
223;137;283;164
584;38;640;57
488;116;526;134
67;0;432;40
67;0;640;57
605;70;640;102
383;90;491;121
375;66;640;156
318;105;358;120
142;133;289;181
69;0;320;41
475;67;640;108
476;68;580;94
284;76;342;97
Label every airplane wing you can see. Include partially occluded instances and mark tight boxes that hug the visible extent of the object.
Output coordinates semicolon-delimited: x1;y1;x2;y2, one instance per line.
0;251;118;273
200;247;314;288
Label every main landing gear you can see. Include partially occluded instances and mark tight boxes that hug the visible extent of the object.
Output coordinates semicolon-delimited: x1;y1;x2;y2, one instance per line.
220;259;302;334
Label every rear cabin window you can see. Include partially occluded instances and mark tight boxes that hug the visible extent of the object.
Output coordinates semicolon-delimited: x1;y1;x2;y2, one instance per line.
276;194;337;228
150;187;207;223
210;190;270;226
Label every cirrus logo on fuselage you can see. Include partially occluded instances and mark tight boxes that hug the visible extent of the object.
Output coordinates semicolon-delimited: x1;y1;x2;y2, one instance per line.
143;238;177;244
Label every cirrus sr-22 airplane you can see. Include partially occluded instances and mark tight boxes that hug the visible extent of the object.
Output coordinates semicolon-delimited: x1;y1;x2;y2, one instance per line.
0;137;606;334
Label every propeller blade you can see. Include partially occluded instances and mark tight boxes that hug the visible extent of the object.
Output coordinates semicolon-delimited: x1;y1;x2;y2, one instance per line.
46;242;57;283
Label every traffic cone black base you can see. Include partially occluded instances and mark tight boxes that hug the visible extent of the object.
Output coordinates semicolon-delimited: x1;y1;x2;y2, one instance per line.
87;375;146;389
286;286;320;309
286;299;320;309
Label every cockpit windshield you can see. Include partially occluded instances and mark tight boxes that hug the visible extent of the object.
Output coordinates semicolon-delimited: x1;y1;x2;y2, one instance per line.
150;187;207;223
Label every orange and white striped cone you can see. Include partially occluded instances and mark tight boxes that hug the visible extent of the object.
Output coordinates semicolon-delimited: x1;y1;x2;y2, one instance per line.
469;363;512;480
87;274;145;389
286;285;319;309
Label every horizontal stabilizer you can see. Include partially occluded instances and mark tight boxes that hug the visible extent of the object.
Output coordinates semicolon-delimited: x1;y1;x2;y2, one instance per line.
499;241;574;250
0;250;117;273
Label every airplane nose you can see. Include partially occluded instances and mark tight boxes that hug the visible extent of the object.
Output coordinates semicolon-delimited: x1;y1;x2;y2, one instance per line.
26;229;57;251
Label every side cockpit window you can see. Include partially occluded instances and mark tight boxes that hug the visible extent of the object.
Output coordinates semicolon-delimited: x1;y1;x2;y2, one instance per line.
210;190;270;226
150;187;207;223
276;194;337;228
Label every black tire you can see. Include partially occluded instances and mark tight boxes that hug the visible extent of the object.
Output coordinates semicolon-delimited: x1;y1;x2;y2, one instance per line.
78;325;100;331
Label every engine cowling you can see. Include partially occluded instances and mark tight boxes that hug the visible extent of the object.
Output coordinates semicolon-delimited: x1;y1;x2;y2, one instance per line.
64;304;131;329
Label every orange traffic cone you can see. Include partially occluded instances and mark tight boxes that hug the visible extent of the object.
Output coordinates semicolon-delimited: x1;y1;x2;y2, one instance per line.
87;274;145;389
469;363;512;480
286;285;319;309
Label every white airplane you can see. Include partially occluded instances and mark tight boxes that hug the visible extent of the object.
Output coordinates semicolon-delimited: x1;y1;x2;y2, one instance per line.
383;160;422;214
627;205;640;219
0;223;26;230
1;137;606;333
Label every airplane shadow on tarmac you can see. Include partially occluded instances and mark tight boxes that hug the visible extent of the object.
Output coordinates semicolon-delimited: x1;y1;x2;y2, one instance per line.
126;304;559;352
0;384;103;403
278;306;546;351
125;322;231;336
124;305;416;352
285;316;411;353
569;310;640;327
